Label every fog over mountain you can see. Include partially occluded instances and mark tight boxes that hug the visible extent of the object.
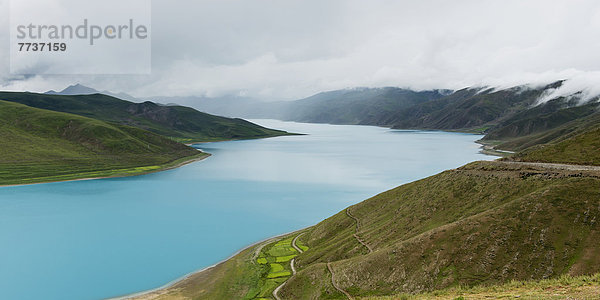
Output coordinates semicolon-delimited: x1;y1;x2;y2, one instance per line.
1;0;600;101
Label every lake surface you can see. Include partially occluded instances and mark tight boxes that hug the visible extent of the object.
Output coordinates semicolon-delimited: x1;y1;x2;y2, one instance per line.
0;120;495;300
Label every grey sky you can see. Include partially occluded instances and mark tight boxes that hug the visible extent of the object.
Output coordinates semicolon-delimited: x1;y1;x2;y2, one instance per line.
1;0;600;100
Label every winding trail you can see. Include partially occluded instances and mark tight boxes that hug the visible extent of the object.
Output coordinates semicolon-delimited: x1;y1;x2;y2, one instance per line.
292;233;305;254
327;262;354;300
272;282;284;300
252;237;277;263
290;258;297;275
346;208;373;253
272;232;305;300
323;208;373;300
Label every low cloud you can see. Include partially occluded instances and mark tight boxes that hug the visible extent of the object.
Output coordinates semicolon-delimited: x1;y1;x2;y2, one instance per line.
1;0;600;101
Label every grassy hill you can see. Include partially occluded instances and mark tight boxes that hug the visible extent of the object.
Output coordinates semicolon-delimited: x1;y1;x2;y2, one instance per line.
0;100;205;185
506;123;600;166
0;91;289;142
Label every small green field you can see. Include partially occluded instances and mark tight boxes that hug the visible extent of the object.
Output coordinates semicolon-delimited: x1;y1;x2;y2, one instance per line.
245;235;308;299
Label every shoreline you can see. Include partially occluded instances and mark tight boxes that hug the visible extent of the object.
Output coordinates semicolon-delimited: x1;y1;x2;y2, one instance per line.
112;227;310;300
182;132;302;146
0;152;210;188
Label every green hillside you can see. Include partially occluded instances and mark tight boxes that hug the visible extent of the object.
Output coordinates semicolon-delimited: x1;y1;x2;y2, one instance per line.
0;100;205;185
0;91;289;142
507;123;600;166
279;161;600;298
388;86;543;131
281;88;448;125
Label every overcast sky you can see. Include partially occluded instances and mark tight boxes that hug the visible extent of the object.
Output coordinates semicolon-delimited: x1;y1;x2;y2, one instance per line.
1;0;600;100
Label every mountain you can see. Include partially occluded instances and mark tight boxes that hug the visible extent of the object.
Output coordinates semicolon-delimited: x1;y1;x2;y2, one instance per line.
146;95;288;119
0;91;290;142
282;87;451;125
189;81;597;154
150;88;450;124
0;100;204;186
385;85;549;130
168;82;576;133
45;83;100;95
46;83;141;102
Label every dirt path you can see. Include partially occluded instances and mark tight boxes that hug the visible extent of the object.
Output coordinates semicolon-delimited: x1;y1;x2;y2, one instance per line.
251;237;277;262
321;208;374;300
502;161;600;172
272;232;305;300
292;233;305;254
327;262;354;300
272;282;284;300
290;258;297;275
346;208;373;253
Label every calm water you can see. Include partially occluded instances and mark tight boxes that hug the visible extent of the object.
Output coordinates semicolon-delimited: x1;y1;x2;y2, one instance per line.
0;120;495;300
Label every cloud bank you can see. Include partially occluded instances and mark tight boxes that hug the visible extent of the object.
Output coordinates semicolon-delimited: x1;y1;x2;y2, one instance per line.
1;0;600;100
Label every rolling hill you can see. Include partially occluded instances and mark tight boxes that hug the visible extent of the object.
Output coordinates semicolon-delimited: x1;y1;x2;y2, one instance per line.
0;91;289;142
504;118;600;166
0;100;205;185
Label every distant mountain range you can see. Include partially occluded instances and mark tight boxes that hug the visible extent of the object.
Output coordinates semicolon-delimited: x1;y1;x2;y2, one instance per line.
45;82;600;153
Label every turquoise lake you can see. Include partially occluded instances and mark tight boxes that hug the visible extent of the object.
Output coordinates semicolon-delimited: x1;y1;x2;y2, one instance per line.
0;120;496;300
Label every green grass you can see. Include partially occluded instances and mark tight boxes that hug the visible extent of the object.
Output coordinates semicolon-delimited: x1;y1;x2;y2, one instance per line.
275;254;297;262
508;125;600;165
267;238;298;257
280;160;600;298
296;239;309;252
0;100;204;185
242;236;301;297
368;274;600;299
0;91;290;142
